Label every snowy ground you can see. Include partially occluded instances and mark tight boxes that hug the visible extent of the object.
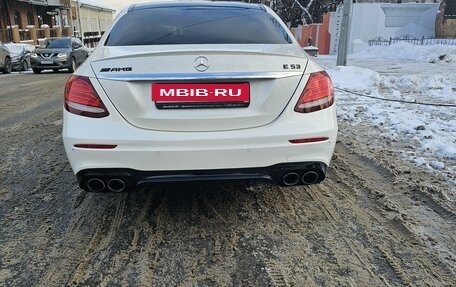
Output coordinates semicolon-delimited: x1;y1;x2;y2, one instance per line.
316;43;456;189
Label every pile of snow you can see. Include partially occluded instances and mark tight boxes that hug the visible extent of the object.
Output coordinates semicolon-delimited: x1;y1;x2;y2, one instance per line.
354;42;456;63
381;74;456;102
328;65;456;103
327;65;456;175
329;66;380;93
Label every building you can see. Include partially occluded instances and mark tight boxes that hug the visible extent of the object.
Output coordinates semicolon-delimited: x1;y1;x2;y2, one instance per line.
0;0;72;43
0;0;114;46
72;0;115;46
436;0;456;37
329;2;440;53
290;1;447;54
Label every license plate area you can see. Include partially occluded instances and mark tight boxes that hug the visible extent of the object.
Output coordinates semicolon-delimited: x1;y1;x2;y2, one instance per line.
152;83;250;109
40;60;53;64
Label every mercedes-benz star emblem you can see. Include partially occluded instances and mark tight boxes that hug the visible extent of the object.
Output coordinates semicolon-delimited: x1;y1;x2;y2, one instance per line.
194;56;209;72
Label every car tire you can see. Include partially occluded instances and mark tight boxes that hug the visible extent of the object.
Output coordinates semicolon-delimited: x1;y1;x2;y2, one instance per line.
68;57;76;73
32;68;42;74
2;57;12;74
22;60;29;71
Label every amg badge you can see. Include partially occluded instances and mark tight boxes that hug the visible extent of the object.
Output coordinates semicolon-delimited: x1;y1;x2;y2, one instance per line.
100;67;132;72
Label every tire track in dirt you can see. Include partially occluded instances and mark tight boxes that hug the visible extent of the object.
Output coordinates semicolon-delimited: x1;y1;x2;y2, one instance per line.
134;191;166;287
321;143;456;285
0;74;68;124
66;193;128;286
306;185;394;286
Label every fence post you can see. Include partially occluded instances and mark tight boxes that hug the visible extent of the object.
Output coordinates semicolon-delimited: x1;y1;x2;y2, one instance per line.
11;25;20;43
43;26;50;39
28;26;37;45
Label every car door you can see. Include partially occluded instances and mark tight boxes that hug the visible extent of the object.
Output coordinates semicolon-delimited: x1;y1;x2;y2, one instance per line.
24;44;34;67
0;41;5;67
76;38;88;62
70;39;77;64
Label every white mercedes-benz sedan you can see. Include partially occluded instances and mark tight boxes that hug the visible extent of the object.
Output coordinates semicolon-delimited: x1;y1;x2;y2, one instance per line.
62;1;338;193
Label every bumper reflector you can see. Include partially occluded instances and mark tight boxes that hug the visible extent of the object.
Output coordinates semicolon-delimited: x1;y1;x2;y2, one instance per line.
74;144;117;149
289;137;329;144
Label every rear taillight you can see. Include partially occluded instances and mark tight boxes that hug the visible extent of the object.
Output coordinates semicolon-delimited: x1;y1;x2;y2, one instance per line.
294;71;334;113
64;75;109;118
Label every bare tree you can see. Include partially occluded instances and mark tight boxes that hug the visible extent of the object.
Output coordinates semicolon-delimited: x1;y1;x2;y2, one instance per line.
237;0;344;27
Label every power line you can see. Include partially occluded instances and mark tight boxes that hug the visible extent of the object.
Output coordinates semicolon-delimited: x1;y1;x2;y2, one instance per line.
335;87;456;107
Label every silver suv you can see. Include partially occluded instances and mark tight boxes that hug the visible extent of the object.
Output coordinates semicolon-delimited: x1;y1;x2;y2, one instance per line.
0;41;12;74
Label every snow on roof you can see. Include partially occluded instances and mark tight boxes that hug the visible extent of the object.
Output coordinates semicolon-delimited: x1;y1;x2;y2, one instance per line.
78;0;115;12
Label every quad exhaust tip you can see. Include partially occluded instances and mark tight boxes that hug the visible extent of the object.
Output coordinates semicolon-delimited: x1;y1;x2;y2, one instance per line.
107;178;126;193
86;178;106;192
86;178;126;192
302;171;319;185
282;172;300;186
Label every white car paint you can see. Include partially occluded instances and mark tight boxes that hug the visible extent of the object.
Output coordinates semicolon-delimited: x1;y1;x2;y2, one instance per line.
62;1;338;192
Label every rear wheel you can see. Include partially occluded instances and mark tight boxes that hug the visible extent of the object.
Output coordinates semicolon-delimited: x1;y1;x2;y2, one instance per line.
2;57;11;74
32;68;42;74
68;58;76;73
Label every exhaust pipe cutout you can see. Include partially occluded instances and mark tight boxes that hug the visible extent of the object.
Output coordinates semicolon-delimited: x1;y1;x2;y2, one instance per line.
107;178;126;193
86;178;106;192
302;171;319;185
282;172;300;186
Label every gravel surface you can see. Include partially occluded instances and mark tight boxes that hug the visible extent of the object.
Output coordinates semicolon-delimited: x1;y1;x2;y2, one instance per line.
0;71;454;286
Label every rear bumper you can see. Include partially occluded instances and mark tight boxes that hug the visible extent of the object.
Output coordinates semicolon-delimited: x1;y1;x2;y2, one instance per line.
63;104;337;170
77;162;327;192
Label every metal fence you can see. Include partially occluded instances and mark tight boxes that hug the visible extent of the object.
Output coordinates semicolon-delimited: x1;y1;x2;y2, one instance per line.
82;31;105;48
368;35;456;46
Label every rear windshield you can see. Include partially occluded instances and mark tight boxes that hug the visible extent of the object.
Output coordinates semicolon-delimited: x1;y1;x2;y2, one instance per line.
106;7;292;46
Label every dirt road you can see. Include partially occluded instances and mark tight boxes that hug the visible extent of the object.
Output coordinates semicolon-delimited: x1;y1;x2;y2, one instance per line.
0;72;454;286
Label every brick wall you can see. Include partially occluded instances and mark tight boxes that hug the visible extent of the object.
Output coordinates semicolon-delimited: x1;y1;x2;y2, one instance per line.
7;0;38;28
291;13;331;55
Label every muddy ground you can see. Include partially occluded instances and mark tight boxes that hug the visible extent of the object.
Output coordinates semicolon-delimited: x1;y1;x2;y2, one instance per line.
0;72;454;286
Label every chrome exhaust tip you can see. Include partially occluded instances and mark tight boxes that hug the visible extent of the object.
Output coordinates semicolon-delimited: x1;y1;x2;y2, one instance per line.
107;178;126;193
302;171;319;185
282;172;300;186
86;178;106;192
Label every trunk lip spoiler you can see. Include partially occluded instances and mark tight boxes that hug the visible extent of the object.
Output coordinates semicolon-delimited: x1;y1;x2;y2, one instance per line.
95;71;304;81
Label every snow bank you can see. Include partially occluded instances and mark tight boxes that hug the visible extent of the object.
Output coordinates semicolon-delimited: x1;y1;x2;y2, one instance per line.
327;65;456;175
329;66;380;93
354;42;456;63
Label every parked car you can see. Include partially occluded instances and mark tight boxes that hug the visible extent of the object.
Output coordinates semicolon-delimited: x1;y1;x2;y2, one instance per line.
63;1;338;193
31;37;89;74
0;41;12;74
4;43;35;71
